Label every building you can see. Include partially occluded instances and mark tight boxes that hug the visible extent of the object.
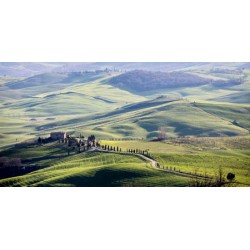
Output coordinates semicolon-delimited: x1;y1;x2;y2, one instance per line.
50;132;67;140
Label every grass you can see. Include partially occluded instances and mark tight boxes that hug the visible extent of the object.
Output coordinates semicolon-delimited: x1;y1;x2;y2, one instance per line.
1;70;249;149
1;137;249;186
44;99;250;140
1;97;249;149
194;101;250;130
0;68;249;187
0;144;190;187
101;137;250;186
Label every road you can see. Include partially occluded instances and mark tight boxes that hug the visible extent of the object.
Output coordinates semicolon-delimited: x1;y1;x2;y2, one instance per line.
91;147;211;180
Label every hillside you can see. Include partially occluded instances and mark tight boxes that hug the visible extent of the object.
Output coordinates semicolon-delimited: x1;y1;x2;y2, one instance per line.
0;62;64;77
0;143;190;187
210;91;250;104
29;97;250;140
1;62;249;77
107;70;240;93
0;136;249;187
0;63;249;149
0;63;249;187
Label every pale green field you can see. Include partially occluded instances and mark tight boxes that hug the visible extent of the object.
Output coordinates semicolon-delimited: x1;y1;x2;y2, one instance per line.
1;69;249;150
1;97;249;149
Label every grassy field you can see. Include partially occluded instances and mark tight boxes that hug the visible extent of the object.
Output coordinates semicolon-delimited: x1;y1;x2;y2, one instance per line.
1;97;249;149
101;136;250;186
0;136;249;187
71;99;250;139
0;66;249;187
0;142;190;187
1;69;249;149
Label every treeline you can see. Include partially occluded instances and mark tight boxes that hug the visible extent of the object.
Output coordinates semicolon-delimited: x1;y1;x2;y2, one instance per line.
211;78;242;87
0;157;22;180
100;144;151;157
0;157;47;181
108;70;244;91
0;157;21;168
101;145;122;152
109;70;214;91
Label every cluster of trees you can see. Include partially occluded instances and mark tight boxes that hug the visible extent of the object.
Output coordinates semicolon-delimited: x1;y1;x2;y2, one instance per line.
0;157;22;180
127;148;150;156
38;137;53;144
211;78;242;87
190;167;236;187
100;144;151;157
38;134;100;156
101;145;122;152
109;69;245;92
0;157;21;168
88;135;96;144
67;136;97;155
109;70;214;91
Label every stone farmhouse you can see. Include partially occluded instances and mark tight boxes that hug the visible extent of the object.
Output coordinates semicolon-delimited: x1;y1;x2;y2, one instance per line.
50;132;67;140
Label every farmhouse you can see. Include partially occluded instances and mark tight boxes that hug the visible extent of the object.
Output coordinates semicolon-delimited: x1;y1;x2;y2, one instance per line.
50;132;67;140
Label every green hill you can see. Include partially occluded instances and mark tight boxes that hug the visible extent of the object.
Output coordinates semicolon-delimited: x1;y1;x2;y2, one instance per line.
1;71;115;99
34;98;249;139
0;143;190;187
211;91;250;104
0;65;249;149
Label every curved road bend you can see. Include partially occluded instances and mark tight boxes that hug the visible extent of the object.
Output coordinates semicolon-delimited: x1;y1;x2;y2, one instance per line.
91;147;211;180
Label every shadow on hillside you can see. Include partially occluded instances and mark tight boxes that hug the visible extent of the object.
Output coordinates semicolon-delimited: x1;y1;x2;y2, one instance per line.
37;168;145;187
22;154;67;164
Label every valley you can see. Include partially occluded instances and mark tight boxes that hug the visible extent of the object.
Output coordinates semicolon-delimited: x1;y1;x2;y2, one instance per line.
0;62;249;187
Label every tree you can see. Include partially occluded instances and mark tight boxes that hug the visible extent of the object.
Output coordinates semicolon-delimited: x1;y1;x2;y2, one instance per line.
216;167;225;187
227;173;235;182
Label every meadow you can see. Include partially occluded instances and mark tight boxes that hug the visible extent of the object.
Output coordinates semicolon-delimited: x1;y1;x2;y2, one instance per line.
101;136;250;186
1;136;249;187
0;63;249;187
0;142;190;187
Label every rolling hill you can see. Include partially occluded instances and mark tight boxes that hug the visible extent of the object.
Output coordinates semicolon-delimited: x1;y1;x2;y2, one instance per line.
27;97;249;140
1;62;249;77
0;63;250;187
0;143;190;187
210;91;250;104
0;63;249;149
0;62;64;77
107;70;242;93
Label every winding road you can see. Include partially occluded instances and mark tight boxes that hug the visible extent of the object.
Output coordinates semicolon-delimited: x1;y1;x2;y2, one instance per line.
91;147;211;180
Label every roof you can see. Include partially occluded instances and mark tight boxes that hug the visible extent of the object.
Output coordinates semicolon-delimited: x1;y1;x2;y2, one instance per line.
50;131;66;134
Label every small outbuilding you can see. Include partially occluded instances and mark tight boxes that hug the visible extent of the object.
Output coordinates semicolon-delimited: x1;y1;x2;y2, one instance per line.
50;132;67;140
